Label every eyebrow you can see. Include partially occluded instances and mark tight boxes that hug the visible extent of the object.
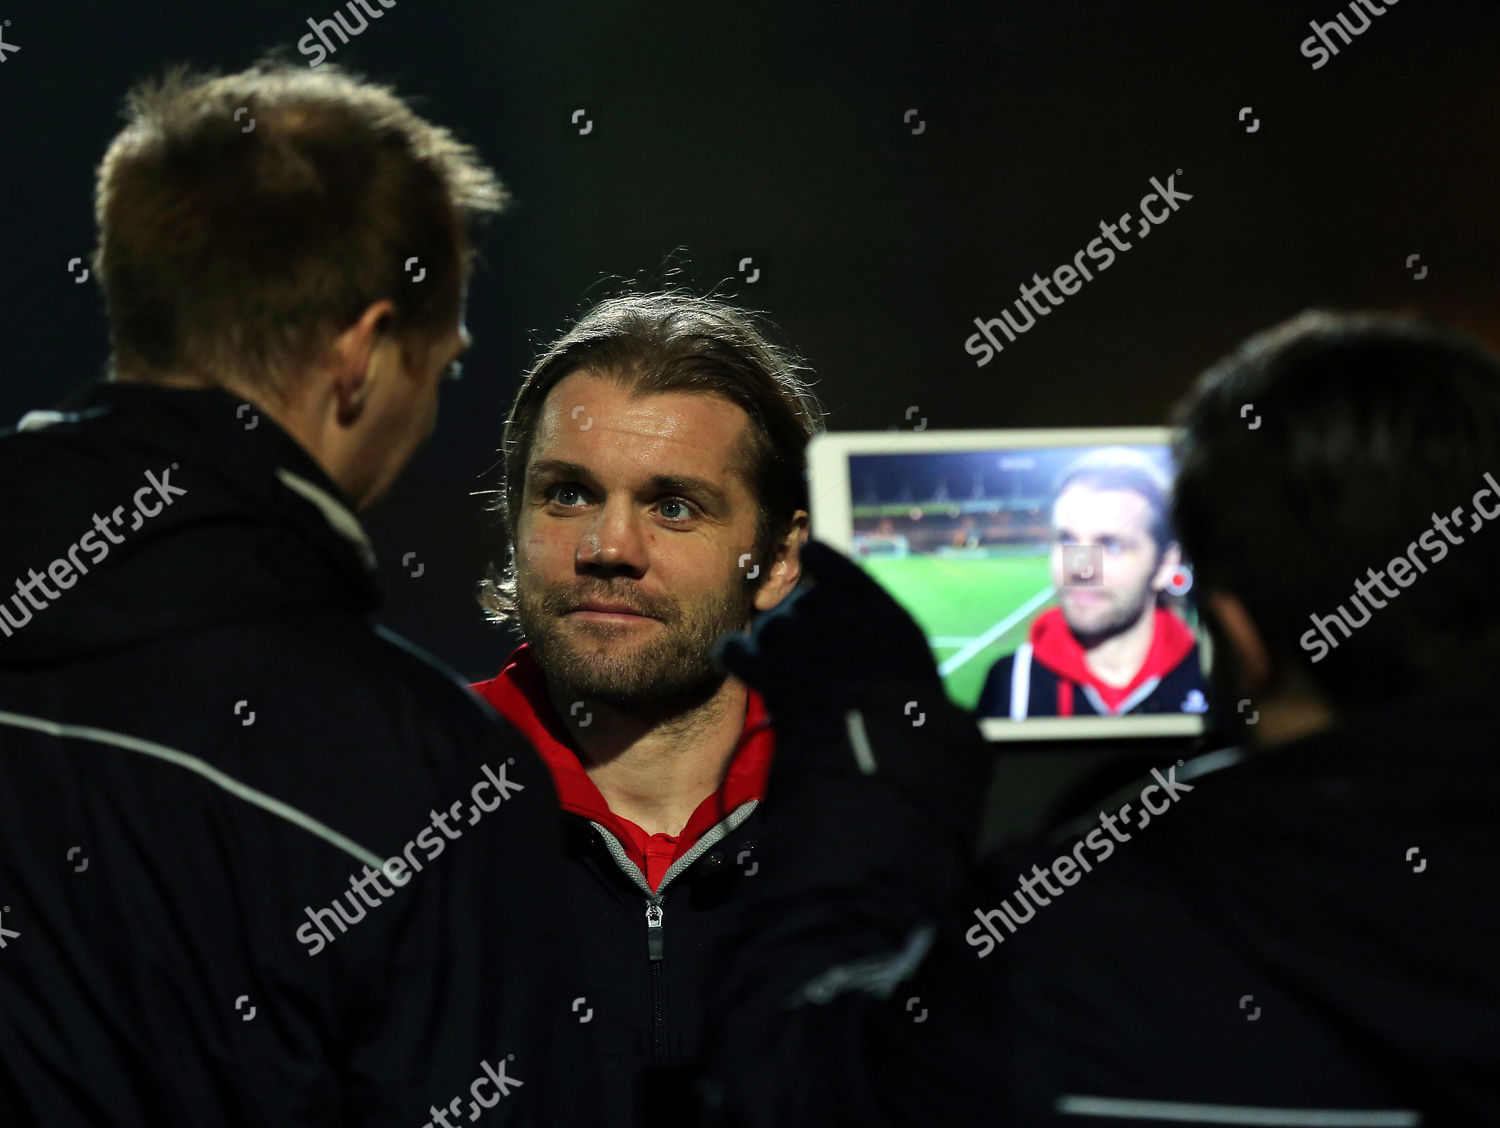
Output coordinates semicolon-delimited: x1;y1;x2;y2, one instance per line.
1054;525;1139;543
649;474;730;510
527;459;730;509
528;459;593;486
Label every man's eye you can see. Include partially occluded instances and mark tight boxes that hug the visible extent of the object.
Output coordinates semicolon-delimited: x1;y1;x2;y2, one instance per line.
550;484;586;507
658;498;694;522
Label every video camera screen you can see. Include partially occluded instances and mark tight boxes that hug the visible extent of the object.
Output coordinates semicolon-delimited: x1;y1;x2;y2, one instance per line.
808;429;1212;740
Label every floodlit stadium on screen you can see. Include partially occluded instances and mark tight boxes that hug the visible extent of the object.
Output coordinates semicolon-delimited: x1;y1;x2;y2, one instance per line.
807;428;1213;741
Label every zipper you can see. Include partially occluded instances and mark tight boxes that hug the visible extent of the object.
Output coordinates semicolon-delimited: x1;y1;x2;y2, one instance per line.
587;803;761;1069
646;900;666;1061
646;900;664;959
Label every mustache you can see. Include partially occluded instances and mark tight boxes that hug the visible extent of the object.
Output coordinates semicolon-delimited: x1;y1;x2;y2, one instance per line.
543;584;674;620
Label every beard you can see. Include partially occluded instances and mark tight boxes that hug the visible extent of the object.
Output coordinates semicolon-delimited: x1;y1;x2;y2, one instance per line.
1063;586;1156;650
517;571;756;713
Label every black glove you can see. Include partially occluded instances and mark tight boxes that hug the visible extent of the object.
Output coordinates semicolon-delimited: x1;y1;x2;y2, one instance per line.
715;539;943;718
719;540;992;899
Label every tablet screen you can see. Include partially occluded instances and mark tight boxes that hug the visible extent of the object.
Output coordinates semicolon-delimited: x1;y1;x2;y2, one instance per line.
808;429;1212;740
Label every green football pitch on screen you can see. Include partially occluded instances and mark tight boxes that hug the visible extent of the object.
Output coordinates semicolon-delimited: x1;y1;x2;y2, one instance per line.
858;550;1056;711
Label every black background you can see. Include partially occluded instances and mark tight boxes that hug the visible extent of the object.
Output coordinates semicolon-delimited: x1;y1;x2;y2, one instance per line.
2;0;1495;680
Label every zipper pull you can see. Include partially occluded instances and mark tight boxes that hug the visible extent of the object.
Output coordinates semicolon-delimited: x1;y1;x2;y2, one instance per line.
645;901;664;961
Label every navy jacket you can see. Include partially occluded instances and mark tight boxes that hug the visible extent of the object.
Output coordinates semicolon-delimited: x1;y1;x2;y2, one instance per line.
702;681;1500;1127
0;383;592;1126
476;650;773;1128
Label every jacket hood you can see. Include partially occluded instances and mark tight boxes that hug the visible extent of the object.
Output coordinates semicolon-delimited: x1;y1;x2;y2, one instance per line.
0;381;380;667
1029;604;1197;690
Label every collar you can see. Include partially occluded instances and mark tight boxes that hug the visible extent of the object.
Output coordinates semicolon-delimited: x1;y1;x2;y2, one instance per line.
472;644;775;884
61;381;377;571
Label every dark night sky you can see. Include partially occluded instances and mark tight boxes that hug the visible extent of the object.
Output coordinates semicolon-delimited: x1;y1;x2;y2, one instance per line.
2;0;1495;680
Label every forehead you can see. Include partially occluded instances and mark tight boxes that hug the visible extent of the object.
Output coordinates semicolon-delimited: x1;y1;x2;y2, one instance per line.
1052;484;1154;537
530;369;754;484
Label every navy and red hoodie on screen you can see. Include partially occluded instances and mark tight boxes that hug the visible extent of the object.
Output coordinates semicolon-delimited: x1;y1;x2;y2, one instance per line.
976;605;1207;718
471;644;775;1127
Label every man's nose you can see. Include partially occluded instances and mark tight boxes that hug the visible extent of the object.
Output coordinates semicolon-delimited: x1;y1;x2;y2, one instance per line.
577;498;647;573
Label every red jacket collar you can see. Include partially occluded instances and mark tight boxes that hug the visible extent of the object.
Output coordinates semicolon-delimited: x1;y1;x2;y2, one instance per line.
1028;605;1196;713
472;644;774;884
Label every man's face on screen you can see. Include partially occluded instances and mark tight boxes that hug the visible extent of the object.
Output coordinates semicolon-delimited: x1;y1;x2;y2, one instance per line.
511;370;762;709
1050;483;1174;646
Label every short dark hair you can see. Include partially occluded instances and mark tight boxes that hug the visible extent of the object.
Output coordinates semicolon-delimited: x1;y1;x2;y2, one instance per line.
477;291;824;624
1171;310;1500;709
95;58;507;394
1052;448;1173;557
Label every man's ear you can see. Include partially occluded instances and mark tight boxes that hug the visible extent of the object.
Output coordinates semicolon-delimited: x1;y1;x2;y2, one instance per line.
752;511;809;613
1151;541;1183;592
327;300;397;426
1204;590;1271;696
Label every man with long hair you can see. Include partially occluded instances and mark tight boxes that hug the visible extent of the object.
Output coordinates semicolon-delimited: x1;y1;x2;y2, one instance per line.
471;291;823;1125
